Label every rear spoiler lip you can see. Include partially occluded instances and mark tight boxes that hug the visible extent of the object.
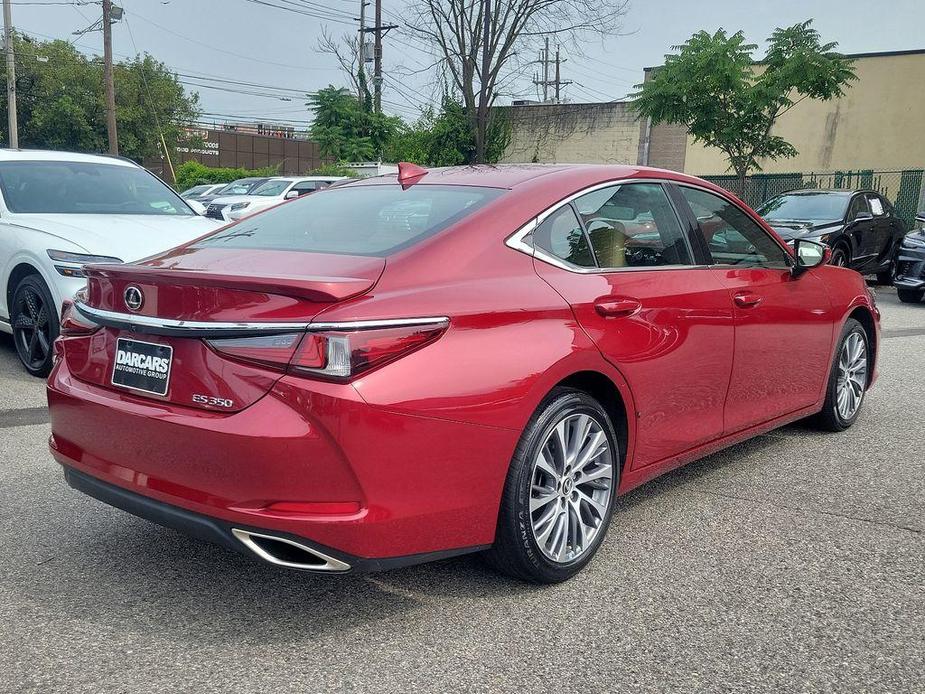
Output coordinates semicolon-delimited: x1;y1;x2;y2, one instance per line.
72;303;448;339
82;263;378;303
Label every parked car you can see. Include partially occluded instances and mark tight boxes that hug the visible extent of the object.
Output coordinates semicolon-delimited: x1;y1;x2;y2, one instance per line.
49;164;879;583
756;189;905;282
208;176;345;222
201;177;273;219
893;210;925;303
0;149;222;376
180;183;225;202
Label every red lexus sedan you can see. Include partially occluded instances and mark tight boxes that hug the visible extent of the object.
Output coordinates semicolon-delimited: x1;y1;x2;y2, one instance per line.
47;164;879;583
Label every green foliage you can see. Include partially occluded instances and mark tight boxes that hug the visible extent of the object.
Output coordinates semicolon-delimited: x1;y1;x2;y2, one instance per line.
0;34;200;162
385;95;510;166
306;163;361;177
631;20;856;184
308;86;401;161
174;161;279;191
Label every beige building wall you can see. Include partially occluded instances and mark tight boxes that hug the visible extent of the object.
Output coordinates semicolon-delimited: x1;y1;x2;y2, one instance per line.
684;51;925;175
499;102;640;164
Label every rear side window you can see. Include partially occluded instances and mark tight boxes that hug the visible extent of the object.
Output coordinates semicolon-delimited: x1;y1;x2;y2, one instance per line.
197;184;504;256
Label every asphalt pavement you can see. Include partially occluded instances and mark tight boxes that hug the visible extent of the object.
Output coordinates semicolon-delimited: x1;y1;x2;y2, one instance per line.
1;287;922;693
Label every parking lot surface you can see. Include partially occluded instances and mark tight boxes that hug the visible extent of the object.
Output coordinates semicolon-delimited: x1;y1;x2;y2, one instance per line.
1;288;923;693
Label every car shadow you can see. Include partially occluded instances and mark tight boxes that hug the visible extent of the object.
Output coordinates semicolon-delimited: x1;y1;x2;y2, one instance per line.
17;426;792;642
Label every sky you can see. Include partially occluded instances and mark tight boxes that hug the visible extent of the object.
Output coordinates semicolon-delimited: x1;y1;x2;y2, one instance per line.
7;0;924;129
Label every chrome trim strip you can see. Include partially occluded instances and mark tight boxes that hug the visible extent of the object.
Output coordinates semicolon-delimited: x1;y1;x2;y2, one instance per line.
308;316;449;331
505;176;792;274
74;302;449;337
231;528;351;572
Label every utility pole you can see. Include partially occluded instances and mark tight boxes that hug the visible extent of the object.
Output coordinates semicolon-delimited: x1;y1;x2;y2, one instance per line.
3;0;18;148
102;0;118;155
533;40;571;104
373;0;382;112
359;0;395;113
542;37;549;102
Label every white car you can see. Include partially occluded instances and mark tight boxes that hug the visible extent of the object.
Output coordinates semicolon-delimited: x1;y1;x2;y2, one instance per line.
0;149;222;375
209;176;345;222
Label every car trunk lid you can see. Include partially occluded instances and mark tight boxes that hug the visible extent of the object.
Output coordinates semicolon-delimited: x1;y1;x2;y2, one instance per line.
66;247;384;412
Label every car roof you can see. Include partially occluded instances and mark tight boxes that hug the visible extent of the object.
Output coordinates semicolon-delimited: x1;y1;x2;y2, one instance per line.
0;148;137;168
778;189;870;196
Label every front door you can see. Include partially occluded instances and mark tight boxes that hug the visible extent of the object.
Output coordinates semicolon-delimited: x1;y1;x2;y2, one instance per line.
675;185;834;434
530;181;735;469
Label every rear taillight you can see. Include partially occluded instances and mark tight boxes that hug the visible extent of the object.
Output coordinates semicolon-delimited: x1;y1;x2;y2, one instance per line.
206;319;448;381
205;333;302;372
59;298;100;337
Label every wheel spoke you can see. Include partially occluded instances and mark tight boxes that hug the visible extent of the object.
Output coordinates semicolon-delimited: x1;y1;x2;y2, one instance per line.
535;449;559;482
576;489;607;520
574;430;606;470
530;487;558;513
575;462;612;487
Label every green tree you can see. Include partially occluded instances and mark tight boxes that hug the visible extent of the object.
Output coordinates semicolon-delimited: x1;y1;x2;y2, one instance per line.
307;85;400;161
385;95;510;166
0;34;199;163
631;21;856;192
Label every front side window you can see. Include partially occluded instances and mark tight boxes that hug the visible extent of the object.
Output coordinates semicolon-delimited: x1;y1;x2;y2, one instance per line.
681;186;789;268
0;161;192;215
573;183;692;268
197;184;503;257
847;195;870;221
533;205;596;268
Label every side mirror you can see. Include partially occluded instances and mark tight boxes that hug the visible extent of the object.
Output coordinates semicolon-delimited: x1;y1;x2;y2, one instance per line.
791;238;830;277
186;200;206;216
853;210;873;222
284;190;300;200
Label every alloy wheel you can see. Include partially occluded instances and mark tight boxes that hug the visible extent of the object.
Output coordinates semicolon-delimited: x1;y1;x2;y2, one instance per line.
529;413;615;563
836;332;867;421
13;285;52;372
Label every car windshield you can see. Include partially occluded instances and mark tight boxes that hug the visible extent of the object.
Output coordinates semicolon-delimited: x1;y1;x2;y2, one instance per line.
250;179;292;197
0;161;193;215
217;179;263;196
196;184;504;256
757;193;849;222
181;185;210;198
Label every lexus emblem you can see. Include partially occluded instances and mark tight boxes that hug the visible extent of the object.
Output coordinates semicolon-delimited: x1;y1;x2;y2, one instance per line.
124;286;144;312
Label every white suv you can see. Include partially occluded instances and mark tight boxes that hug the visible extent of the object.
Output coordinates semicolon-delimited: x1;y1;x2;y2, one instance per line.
208;176;345;222
0;149;222;375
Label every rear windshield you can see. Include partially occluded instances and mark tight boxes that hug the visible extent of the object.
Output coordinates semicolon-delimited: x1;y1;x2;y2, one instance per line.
196;184;504;256
0;161;194;215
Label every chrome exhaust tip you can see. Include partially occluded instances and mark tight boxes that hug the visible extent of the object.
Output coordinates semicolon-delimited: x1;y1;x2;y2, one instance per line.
231;528;351;572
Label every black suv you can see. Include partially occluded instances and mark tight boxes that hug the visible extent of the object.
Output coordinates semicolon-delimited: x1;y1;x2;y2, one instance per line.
756;189;905;283
893;211;925;303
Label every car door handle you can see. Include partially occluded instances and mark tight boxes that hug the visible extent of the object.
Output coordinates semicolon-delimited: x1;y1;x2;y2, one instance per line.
594;296;642;318
733;292;763;308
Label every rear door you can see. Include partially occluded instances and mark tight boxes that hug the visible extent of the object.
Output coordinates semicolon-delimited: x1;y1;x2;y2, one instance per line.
674;184;833;434
531;181;734;469
845;194;876;268
866;193;896;266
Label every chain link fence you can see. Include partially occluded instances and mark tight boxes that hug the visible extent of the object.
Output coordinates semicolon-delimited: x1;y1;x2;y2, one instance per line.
701;170;925;229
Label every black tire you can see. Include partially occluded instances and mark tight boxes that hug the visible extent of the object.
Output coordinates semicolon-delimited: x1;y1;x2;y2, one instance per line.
897;288;924;304
483;387;620;583
10;273;58;377
829;244;850;268
813;318;869;432
875;264;894;286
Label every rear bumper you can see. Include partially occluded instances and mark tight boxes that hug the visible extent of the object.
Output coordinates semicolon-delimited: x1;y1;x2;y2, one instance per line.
48;360;516;563
62;466;487;573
